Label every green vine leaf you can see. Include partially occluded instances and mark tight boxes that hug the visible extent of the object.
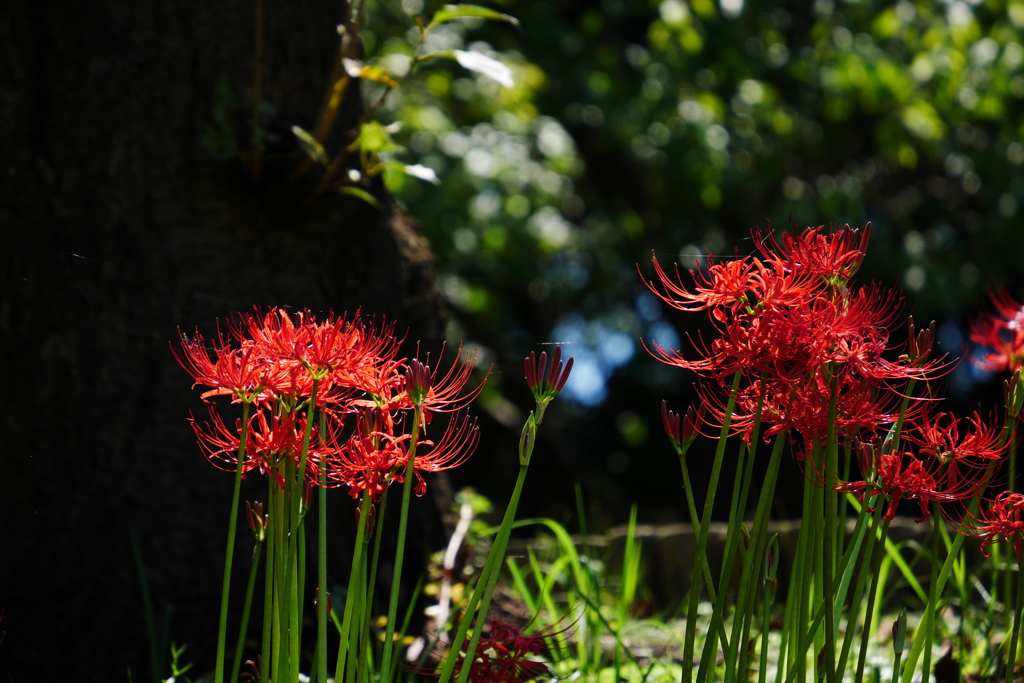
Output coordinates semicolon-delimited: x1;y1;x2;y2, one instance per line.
291;126;329;168
424;4;519;34
338;185;383;210
342;58;400;89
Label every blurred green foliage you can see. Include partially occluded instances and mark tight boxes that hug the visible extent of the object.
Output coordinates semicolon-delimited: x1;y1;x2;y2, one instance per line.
354;0;1024;520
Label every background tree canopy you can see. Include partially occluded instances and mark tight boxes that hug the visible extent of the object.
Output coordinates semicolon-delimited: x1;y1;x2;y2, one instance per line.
362;0;1024;523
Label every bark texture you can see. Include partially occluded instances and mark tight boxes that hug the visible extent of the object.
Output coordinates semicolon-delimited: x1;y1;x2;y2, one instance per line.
1;1;449;679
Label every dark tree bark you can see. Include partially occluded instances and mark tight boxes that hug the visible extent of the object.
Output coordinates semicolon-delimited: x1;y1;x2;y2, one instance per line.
1;1;449;679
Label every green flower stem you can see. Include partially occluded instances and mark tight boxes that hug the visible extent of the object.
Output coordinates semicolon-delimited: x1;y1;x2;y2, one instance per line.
1006;556;1024;680
678;457;719;607
682;370;742;683
317;433;328;683
270;476;287;682
450;464;530;683
898;509;969;683
779;471;814;682
260;477;276;683
709;411;766;683
365;488;390;640
380;405;424;683
918;510;943;683
835;502;883;681
437;405;544;683
334;490;372;683
729;433;785;681
854;516;891;683
757;575;773;683
230;539;264;683
215;399;252;683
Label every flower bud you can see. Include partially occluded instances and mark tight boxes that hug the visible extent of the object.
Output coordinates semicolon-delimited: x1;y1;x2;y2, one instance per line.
892;609;907;654
1005;368;1024;420
764;533;779;583
525;347;574;404
405;359;432;407
315;587;333;617
246;500;267;543
519;412;538;466
905;318;936;365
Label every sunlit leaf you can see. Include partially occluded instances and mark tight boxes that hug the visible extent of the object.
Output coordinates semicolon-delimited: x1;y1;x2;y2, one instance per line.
291;125;329;167
338;185;383;210
342;58;399;88
425;4;519;34
400;163;441;184
454;50;515;88
353;121;405;155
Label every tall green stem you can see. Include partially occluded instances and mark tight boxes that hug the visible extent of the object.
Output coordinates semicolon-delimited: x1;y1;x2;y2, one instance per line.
682;370;742;683
215;400;253;683
380;406;423;683
1006;557;1024;681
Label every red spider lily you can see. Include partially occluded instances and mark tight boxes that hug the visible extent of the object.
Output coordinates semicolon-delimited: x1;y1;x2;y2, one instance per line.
411;345;487;414
904;408;1006;497
524;346;574;403
838;439;993;522
967;491;1024;560
970;290;1024;373
240;307;406;385
190;406;335;487
326;409;479;499
908;408;1007;464
643;251;819;323
173;330;278;402
754;222;872;285
326;420;408;499
398;411;480;495
838;451;945;522
444;621;564;683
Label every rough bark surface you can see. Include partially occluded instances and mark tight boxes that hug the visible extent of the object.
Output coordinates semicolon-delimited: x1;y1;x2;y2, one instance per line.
1;1;449;679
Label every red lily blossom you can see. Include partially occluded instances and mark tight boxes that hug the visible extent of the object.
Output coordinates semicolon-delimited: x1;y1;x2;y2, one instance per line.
967;491;1024;560
837;450;947;522
190;406;335;487
754;222;872;285
173;330;278;402
327;408;479;499
838;430;996;523
444;621;564;683
970;290;1024;373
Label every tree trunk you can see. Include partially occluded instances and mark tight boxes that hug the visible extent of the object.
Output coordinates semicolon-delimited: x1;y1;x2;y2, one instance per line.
1;1;448;678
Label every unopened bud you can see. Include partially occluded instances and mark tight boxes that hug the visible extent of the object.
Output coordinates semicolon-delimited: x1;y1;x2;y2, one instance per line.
405;359;432;407
355;502;377;536
300;481;314;516
764;533;779;583
525;346;574;404
246;500;267;543
856;441;877;480
1006;368;1024;420
892;609;907;653
519;412;538;466
315;587;333;617
905;318;936;365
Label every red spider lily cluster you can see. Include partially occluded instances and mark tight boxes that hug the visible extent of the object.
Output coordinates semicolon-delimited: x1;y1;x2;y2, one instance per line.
174;307;484;499
647;223;1010;521
970;290;1024;374
444;622;563;683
